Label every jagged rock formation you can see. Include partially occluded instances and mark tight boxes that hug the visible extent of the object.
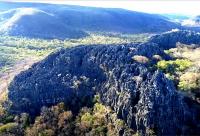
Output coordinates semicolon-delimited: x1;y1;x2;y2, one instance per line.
150;30;200;49
8;43;199;135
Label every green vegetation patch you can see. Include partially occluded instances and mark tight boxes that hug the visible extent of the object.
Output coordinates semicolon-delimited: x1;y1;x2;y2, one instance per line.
157;59;192;74
158;45;200;94
0;123;18;133
0;33;150;72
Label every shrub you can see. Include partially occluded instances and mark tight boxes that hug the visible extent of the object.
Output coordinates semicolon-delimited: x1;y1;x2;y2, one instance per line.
157;59;192;74
80;112;94;127
174;59;193;71
93;94;101;103
90;126;107;136
25;102;73;136
0;123;18;133
132;55;149;64
75;109;94;135
58;111;73;128
23;102;134;136
116;120;125;127
146;128;156;136
178;72;200;91
1;115;14;124
133;132;140;136
0;105;5;117
93;103;107;115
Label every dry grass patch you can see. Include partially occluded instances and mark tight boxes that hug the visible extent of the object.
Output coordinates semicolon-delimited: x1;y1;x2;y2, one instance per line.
178;72;200;91
132;55;149;64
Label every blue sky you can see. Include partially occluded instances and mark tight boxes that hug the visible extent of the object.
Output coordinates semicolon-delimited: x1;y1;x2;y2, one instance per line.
6;0;200;16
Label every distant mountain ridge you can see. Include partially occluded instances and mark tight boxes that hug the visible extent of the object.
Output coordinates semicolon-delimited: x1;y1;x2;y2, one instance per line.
0;2;182;39
0;7;88;39
162;14;190;23
182;15;200;27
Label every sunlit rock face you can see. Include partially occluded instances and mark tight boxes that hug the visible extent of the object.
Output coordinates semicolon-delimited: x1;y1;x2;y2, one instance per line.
8;43;198;135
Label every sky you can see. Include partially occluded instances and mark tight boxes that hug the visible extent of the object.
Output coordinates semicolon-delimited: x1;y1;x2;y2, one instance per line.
4;0;200;16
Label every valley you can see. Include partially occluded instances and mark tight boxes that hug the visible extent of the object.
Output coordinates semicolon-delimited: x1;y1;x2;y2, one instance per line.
0;33;149;106
0;58;37;93
0;33;150;72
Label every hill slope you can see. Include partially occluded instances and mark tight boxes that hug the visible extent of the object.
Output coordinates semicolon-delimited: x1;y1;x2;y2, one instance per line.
0;2;182;39
8;43;199;135
50;6;181;34
0;8;88;39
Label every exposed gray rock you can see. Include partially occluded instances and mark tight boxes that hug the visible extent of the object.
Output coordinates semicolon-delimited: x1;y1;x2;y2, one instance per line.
150;30;200;49
8;43;199;135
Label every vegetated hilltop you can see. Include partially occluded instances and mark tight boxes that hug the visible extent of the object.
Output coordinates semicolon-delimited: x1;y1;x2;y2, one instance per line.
0;8;88;39
8;43;199;135
49;6;180;34
150;29;200;49
0;1;182;39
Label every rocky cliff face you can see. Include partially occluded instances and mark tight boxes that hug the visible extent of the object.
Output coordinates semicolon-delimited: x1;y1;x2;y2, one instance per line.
150;30;200;49
8;43;199;135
